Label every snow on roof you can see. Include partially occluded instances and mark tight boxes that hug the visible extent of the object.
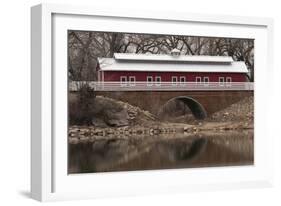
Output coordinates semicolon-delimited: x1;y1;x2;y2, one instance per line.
113;53;234;63
98;57;248;73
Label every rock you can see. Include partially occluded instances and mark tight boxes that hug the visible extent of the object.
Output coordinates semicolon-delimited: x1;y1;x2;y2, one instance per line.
153;129;160;135
94;129;105;136
104;108;129;127
92;117;107;127
106;129;114;135
70;133;76;137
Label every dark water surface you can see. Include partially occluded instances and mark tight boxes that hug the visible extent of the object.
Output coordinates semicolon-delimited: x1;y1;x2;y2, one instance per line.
68;130;253;173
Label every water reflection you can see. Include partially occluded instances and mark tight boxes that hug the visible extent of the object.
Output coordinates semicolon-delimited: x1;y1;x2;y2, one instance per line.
68;130;253;173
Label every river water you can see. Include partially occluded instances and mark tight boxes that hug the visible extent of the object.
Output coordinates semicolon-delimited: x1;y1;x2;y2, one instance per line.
68;130;253;174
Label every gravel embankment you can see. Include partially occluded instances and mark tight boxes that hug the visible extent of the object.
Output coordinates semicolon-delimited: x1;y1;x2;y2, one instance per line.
209;96;253;123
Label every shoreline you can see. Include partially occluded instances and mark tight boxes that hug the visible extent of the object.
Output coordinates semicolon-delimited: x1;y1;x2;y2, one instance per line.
69;120;253;144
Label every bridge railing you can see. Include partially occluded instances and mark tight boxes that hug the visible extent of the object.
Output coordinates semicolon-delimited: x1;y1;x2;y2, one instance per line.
69;81;254;91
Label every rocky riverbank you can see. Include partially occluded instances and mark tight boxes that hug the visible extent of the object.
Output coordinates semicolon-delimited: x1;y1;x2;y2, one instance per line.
69;122;253;144
209;96;253;123
69;95;253;144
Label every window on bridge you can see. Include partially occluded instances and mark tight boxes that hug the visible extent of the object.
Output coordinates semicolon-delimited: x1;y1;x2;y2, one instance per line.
120;76;127;87
172;76;178;86
129;76;136;86
203;77;209;86
147;76;153;86
196;77;201;84
155;76;161;86
226;77;232;86
180;76;186;86
219;77;225;86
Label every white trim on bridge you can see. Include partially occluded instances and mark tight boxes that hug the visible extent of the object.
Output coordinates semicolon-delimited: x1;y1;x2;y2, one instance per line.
69;81;254;91
98;58;248;73
113;53;234;63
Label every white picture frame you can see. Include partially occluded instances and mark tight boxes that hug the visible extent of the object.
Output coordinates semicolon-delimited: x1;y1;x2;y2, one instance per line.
31;3;274;202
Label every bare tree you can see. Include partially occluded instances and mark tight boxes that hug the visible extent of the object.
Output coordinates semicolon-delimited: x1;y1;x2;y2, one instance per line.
68;31;254;82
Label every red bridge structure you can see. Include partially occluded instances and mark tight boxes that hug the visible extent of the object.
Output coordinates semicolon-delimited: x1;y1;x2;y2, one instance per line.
93;52;252;91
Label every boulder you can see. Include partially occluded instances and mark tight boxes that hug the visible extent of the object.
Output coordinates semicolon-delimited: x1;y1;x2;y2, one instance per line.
91;117;107;127
104;108;129;127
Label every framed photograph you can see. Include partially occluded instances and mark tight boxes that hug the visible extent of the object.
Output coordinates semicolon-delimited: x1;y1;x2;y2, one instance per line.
31;3;274;201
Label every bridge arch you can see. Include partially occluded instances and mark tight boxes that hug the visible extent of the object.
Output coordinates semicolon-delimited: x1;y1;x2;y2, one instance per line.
158;96;207;120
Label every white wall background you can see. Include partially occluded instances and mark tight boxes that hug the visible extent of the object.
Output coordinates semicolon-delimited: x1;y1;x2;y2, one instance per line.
0;0;280;205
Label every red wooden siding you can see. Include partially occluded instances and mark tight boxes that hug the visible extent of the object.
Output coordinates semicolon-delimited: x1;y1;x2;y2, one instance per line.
102;71;248;82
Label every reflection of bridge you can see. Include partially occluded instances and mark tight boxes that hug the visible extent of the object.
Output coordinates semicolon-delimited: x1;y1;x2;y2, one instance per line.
69;81;253;119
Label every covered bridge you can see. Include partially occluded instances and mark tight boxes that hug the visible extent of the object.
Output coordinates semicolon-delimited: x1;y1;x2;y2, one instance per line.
96;52;249;87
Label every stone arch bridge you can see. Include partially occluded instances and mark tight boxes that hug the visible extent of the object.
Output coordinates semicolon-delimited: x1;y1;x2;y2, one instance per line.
70;81;253;120
94;90;253;119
